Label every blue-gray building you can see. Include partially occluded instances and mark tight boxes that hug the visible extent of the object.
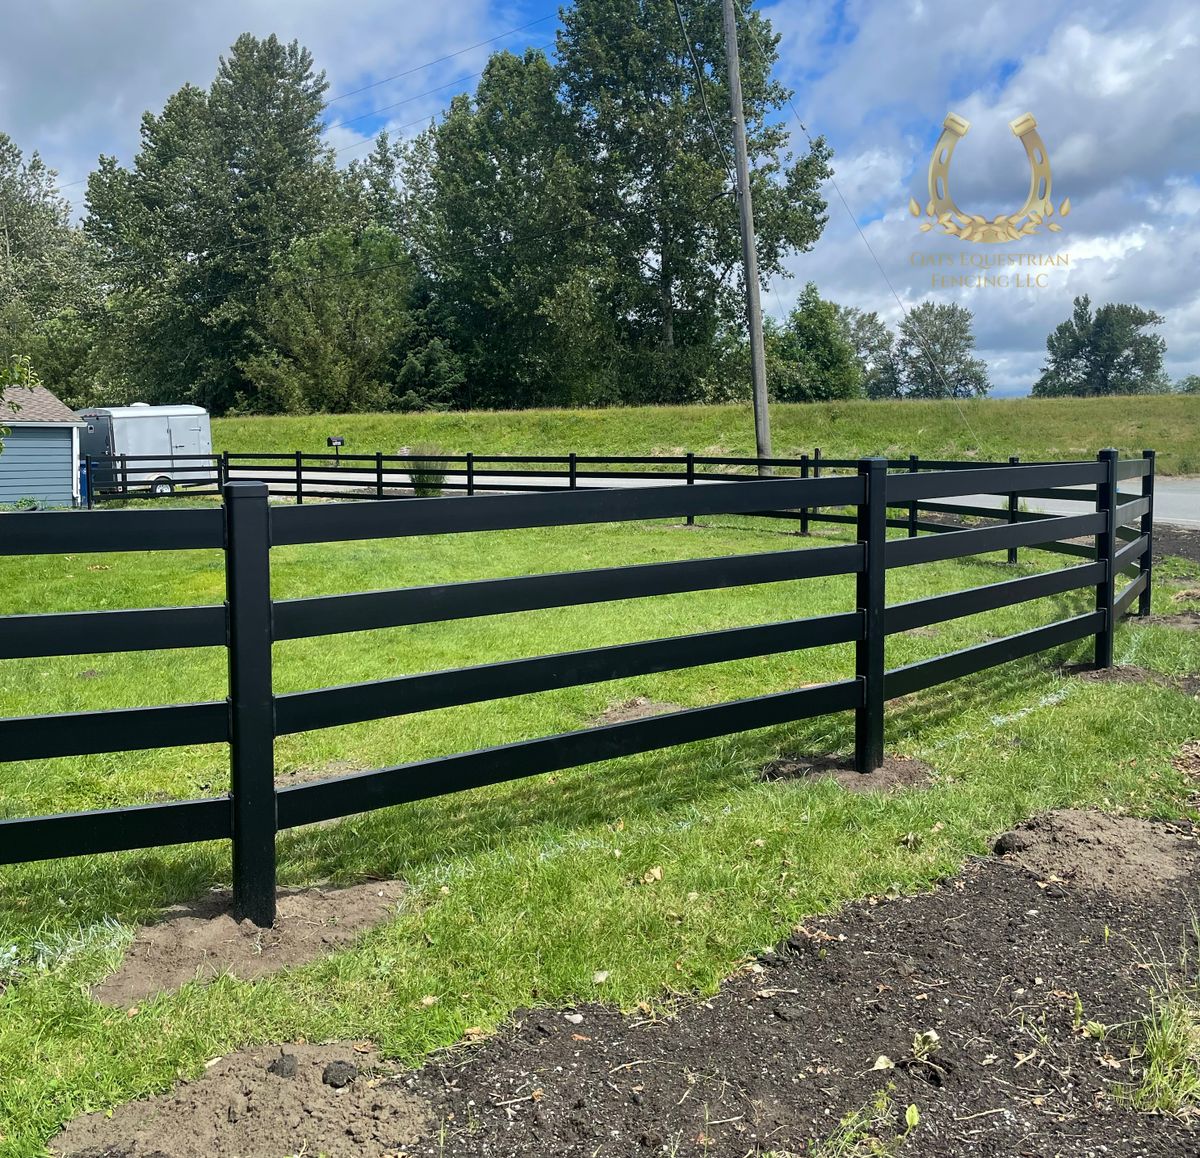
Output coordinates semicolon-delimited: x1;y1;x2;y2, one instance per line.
0;386;84;507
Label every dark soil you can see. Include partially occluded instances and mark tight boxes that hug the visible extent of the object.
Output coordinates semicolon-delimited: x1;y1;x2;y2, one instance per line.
595;696;683;725
1062;662;1200;697
92;880;405;1007
60;810;1200;1157
52;1043;431;1158
761;753;935;793
1139;611;1200;630
1156;525;1200;566
402;811;1200;1158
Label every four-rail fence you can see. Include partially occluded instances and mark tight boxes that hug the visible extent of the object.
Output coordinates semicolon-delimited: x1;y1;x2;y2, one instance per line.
2;451;1156;925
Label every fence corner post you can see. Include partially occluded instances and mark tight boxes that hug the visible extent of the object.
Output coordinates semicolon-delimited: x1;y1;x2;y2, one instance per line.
224;480;277;928
686;452;695;526
1095;448;1119;670
855;457;888;773
1138;449;1155;617
1007;455;1020;564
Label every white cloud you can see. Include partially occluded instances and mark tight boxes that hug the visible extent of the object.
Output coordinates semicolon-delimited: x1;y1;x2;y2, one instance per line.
765;0;1200;393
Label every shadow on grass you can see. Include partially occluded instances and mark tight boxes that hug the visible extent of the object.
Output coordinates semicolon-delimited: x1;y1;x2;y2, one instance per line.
0;635;1092;940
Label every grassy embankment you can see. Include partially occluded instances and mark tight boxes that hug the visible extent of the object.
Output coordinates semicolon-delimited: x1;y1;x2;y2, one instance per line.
0;506;1198;1153
214;395;1200;475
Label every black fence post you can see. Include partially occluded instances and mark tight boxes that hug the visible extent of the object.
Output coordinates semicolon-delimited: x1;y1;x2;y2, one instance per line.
224;481;276;928
1138;449;1155;617
1007;455;1020;564
294;450;303;505
686;452;695;526
375;451;384;499
1094;448;1118;669
85;457;94;509
466;452;475;497
907;454;919;538
855;457;887;773
120;453;128;496
221;450;231;491
569;452;578;490
799;453;810;536
812;447;822;530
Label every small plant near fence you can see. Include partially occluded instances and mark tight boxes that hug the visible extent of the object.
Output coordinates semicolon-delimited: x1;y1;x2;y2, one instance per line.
400;443;450;496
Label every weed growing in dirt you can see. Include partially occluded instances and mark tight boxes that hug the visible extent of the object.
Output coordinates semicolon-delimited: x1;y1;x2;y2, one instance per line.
795;1086;917;1156
1125;988;1200;1116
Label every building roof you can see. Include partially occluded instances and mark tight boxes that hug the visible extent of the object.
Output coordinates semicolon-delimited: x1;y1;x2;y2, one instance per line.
1;386;85;426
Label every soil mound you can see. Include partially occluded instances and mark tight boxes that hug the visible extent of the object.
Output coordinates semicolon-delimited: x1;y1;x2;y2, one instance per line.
762;752;934;793
992;809;1197;896
92;880;405;1007
51;1042;431;1158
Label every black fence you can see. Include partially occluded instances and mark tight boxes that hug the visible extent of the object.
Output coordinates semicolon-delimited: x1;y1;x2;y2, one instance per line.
3;451;1155;927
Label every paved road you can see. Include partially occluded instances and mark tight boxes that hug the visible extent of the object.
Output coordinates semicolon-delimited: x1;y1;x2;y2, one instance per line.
228;467;1199;528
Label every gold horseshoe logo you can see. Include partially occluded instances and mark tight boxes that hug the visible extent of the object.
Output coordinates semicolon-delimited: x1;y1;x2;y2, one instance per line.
910;112;1070;243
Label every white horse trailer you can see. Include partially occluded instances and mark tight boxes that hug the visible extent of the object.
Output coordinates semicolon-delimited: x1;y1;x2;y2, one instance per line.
78;403;215;495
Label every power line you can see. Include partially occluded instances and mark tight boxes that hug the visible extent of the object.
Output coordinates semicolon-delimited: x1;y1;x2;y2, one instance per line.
732;0;983;440
671;0;735;187
325;14;557;104
325;39;555;136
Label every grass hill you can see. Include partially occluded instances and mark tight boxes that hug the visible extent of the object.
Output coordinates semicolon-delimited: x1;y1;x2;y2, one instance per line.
214;395;1200;475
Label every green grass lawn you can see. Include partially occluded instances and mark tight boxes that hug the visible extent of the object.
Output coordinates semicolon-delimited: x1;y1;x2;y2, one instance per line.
0;513;1198;1155
214;394;1200;475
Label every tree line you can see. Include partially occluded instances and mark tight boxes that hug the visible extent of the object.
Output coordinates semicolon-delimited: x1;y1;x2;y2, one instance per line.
0;1;1190;415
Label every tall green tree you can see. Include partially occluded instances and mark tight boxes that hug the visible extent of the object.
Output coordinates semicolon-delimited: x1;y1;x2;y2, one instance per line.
1032;295;1168;397
834;305;899;399
1177;374;1200;395
244;226;461;413
766;283;860;401
407;48;609;408
0;134;100;403
86;34;338;413
555;0;832;400
895;301;989;399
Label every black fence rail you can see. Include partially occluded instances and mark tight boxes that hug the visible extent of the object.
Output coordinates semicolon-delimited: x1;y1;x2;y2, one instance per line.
4;451;1155;927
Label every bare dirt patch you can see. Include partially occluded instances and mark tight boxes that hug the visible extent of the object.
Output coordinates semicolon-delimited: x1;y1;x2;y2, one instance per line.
1062;662;1200;697
1175;739;1200;779
1138;610;1200;630
51;1042;432;1158
761;752;934;793
992;808;1196;897
275;757;370;786
594;696;682;725
92;880;405;1007
1155;525;1200;566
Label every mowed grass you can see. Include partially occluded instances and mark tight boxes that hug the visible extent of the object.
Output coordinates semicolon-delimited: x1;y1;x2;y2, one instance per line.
214;394;1200;475
0;511;1198;1155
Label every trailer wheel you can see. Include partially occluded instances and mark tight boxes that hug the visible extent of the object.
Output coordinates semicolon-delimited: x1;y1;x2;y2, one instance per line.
151;477;175;496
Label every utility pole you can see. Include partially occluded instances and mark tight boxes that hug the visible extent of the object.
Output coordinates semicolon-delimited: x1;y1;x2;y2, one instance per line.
721;0;771;469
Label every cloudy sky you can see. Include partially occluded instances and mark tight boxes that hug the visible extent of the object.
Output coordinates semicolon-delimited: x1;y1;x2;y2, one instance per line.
3;0;1197;395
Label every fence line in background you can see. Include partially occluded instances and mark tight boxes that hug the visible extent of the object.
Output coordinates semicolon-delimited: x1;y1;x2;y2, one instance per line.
5;451;1156;928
